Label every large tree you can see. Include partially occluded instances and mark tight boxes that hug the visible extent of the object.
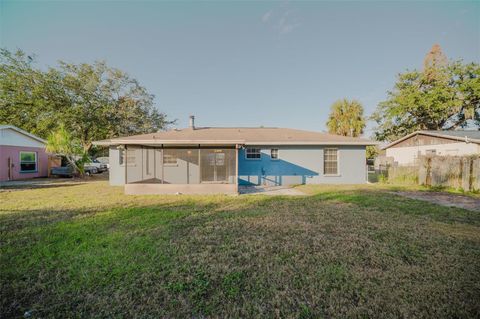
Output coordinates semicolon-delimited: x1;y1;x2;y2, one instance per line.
0;48;172;151
326;98;366;137
373;44;480;142
0;49;59;136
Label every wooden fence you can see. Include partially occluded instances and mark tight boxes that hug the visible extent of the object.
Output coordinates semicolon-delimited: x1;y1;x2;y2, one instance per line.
384;155;480;191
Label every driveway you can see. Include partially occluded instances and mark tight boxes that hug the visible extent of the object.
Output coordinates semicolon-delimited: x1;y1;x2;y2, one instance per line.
0;173;108;191
0;178;85;191
393;191;480;212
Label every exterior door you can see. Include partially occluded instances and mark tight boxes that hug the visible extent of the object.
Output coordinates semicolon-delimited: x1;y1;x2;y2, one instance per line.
201;150;228;182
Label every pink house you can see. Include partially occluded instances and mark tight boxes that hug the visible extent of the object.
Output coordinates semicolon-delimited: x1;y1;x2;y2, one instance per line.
0;125;50;182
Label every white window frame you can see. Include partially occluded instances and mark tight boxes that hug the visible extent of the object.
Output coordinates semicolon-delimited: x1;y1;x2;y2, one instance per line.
245;148;261;160
119;148;137;167
19;151;38;173
323;148;339;176
270;148;279;160
163;153;178;166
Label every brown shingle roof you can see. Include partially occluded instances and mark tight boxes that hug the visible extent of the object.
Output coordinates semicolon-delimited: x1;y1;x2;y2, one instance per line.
93;127;377;146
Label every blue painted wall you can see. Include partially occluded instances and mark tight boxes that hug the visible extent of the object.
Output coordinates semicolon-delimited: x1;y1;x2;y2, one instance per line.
238;145;367;186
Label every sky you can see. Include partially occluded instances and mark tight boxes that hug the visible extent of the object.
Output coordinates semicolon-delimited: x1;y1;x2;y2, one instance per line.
1;0;479;137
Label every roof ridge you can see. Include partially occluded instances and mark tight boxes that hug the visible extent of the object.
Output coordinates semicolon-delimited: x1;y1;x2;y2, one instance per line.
0;125;46;144
177;126;280;129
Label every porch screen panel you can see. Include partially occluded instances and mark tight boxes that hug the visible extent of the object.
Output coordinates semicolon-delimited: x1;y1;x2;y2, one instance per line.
154;148;163;182
125;146;143;184
200;149;235;183
142;148;155;182
163;148;199;184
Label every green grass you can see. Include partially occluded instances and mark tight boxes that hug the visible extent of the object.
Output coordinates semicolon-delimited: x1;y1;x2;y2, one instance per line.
1;182;479;318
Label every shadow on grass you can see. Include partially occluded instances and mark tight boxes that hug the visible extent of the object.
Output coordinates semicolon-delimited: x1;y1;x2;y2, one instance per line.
2;187;480;317
2;187;479;233
308;189;480;225
0;182;85;191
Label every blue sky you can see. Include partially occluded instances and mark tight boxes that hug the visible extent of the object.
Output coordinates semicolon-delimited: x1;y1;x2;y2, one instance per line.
1;1;479;137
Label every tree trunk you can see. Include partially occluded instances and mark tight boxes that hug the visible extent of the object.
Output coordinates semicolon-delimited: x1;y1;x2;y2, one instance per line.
66;156;83;178
83;142;92;153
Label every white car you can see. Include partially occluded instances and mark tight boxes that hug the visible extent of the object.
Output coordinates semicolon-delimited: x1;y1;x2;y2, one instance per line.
86;158;109;173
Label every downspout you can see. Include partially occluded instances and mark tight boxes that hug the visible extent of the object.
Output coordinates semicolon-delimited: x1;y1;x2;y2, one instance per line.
7;157;12;181
198;144;201;184
235;144;239;194
154;147;156;181
161;144;164;184
124;145;128;185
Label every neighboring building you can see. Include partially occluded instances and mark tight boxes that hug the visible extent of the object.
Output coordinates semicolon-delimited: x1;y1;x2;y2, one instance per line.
0;125;49;182
94;116;376;194
383;130;480;166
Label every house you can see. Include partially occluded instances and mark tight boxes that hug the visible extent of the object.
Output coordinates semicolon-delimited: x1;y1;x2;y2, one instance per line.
383;130;480;166
93;116;376;194
0;125;50;182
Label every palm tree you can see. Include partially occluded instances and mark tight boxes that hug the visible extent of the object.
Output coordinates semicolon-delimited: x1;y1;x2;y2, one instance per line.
326;99;366;137
46;125;88;176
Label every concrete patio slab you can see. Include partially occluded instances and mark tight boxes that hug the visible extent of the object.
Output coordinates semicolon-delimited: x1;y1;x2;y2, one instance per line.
239;185;306;196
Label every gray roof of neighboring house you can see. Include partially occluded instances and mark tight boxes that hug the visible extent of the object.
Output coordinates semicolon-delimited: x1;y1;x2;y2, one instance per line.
420;130;480;140
93;127;377;146
0;125;46;144
383;130;480;149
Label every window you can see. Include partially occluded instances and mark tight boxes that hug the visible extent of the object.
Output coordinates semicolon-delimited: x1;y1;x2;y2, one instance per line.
426;149;437;155
271;148;279;160
163;154;178;165
246;148;261;159
20;151;37;172
119;149;136;166
324;148;338;175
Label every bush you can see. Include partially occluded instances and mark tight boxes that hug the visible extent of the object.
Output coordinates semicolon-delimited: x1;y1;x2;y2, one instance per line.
378;174;388;183
388;166;418;185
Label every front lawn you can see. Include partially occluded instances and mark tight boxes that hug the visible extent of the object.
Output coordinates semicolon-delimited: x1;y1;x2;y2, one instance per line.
1;182;479;318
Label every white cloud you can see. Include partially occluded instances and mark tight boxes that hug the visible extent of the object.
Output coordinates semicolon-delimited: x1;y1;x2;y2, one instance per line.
277;11;300;34
262;10;273;23
278;22;300;34
262;3;300;35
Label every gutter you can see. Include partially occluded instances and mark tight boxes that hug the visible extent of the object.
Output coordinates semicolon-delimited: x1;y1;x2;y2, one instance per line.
93;140;378;146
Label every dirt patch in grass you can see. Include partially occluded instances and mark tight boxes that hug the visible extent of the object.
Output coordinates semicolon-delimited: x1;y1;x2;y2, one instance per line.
1;182;479;318
393;191;480;212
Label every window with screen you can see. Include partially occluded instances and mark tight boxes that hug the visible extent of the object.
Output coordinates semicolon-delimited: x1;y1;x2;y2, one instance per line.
246;148;261;159
20;152;37;172
119;149;136;166
163;154;178;165
271;148;279;160
324;148;338;175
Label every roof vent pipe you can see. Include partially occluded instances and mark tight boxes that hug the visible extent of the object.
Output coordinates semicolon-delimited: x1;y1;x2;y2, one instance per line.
189;115;195;130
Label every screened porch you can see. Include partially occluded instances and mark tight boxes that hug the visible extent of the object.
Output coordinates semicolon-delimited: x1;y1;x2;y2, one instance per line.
121;146;238;193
